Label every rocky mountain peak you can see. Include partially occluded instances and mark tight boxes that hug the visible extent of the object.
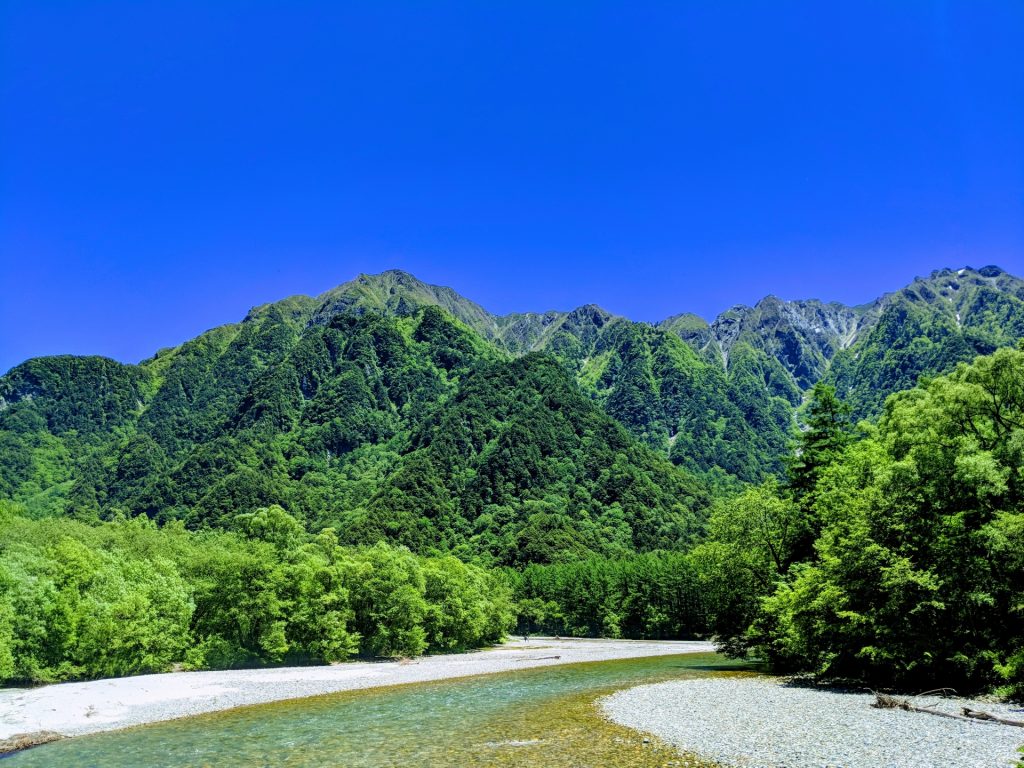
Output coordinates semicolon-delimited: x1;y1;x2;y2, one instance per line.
310;270;499;339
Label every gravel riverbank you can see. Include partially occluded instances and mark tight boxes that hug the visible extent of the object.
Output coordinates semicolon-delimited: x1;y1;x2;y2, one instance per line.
0;637;712;740
603;677;1024;768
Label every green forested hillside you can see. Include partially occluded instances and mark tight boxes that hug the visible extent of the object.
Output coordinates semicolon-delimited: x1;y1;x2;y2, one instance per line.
826;266;1024;419
4;266;1024;546
494;305;799;481
1;305;706;566
3;266;1024;689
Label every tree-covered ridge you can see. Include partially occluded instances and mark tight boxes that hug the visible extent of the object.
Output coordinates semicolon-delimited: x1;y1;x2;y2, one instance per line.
659;266;1024;419
488;304;800;481
827;266;1024;419
151;270;802;483
312;266;1024;450
311;269;500;340
5;264;1024;533
0;356;154;514
0;304;708;567
575;321;798;481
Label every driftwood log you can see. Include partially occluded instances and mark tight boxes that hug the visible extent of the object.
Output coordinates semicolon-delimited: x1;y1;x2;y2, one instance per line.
872;691;1024;727
513;655;561;661
962;708;1024;728
872;692;974;722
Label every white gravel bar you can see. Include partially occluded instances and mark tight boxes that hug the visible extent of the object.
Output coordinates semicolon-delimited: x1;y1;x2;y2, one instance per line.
0;636;712;739
603;677;1024;768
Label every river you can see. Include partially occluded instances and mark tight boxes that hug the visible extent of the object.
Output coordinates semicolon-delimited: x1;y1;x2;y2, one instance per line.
6;652;751;767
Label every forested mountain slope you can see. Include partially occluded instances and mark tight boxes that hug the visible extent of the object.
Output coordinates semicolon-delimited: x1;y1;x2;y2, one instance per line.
273;265;1024;438
657;265;1024;418
825;266;1024;418
3;265;1023;565
0;306;706;565
4;265;1024;687
492;304;798;480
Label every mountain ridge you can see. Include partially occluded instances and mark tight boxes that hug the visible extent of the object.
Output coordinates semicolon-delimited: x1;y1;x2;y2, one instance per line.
233;263;1022;394
4;262;1023;532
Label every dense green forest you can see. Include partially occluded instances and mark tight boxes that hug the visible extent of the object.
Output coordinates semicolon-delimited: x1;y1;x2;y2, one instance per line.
0;502;513;682
0;308;706;564
2;266;1024;692
699;347;1024;696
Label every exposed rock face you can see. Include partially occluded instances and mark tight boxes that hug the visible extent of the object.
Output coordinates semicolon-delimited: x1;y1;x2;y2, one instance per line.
659;265;1024;393
495;304;615;355
709;297;865;389
311;270;501;340
660;297;866;389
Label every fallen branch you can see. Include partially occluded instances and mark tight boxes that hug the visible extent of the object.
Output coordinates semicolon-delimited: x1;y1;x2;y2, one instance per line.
872;692;1024;727
512;655;561;661
872;692;977;722
962;708;1024;728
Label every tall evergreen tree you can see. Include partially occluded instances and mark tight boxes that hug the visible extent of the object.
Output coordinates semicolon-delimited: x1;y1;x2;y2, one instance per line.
787;383;853;501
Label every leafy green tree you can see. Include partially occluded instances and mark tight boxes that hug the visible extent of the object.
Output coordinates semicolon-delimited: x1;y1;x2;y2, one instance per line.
753;348;1024;691
689;480;802;654
347;543;428;657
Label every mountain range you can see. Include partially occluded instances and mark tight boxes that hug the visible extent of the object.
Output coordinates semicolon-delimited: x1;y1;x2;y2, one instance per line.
275;264;1024;410
2;265;1022;564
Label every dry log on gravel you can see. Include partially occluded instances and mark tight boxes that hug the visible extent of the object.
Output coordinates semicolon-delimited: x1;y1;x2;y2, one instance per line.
872;692;976;723
962;708;1024;727
872;692;1024;728
513;655;562;661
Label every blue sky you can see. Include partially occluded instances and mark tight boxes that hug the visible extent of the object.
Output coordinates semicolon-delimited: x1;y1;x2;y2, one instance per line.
1;2;1022;372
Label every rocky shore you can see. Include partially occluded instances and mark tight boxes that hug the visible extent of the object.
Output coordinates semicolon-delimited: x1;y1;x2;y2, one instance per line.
602;677;1024;768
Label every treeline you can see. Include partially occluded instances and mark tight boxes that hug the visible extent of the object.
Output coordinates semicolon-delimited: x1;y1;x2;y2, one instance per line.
511;552;707;639
0;503;513;684
699;347;1024;695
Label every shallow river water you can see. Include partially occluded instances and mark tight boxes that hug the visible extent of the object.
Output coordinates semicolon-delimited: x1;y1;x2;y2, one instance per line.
7;652;751;767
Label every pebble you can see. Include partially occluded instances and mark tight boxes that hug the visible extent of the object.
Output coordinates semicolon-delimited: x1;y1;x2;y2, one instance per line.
602;677;1024;768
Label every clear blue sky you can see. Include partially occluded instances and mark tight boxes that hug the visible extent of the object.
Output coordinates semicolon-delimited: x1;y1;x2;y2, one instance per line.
2;2;1022;373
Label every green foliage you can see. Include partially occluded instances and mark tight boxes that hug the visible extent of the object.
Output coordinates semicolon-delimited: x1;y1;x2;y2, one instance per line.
787;383;854;501
0;513;192;682
516;552;707;640
729;348;1024;692
0;505;514;684
422;556;514;652
689;480;805;655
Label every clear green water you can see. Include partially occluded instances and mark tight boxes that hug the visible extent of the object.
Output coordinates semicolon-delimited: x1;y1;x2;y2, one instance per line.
7;652;750;767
